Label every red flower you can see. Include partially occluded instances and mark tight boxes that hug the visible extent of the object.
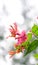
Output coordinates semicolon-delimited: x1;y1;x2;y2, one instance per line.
9;23;18;37
9;51;16;58
6;23;19;39
15;30;27;45
9;51;16;55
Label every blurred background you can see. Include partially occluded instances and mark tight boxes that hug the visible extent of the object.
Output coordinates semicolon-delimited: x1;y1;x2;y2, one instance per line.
0;0;38;65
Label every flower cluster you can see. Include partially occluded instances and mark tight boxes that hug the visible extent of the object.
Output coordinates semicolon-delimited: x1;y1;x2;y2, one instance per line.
7;23;38;58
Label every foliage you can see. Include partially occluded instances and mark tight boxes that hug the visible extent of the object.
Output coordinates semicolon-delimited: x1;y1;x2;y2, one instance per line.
34;53;38;59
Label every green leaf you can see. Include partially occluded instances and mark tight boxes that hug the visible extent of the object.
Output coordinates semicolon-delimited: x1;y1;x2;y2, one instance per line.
16;41;30;50
24;40;38;56
32;24;38;36
22;41;30;49
37;64;38;65
34;53;38;59
27;33;32;41
35;30;38;36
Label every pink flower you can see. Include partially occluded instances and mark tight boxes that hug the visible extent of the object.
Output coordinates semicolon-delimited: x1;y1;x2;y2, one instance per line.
9;23;18;37
15;30;27;45
7;23;19;38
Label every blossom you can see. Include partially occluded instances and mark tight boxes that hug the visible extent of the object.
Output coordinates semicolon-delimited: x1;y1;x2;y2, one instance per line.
8;22;19;38
9;49;20;58
9;23;18;37
9;51;16;55
9;51;16;58
8;24;27;57
15;30;27;45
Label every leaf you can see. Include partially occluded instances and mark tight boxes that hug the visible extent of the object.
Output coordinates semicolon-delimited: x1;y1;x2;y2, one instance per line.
35;30;38;36
27;33;32;41
32;24;38;36
24;40;38;56
15;41;30;51
37;64;38;65
34;53;38;59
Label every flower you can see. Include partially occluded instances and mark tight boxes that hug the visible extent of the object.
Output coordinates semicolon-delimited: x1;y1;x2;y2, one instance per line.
15;30;27;45
9;51;16;58
8;24;27;57
7;23;20;39
7;22;19;38
9;49;20;58
9;23;18;37
9;51;15;55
